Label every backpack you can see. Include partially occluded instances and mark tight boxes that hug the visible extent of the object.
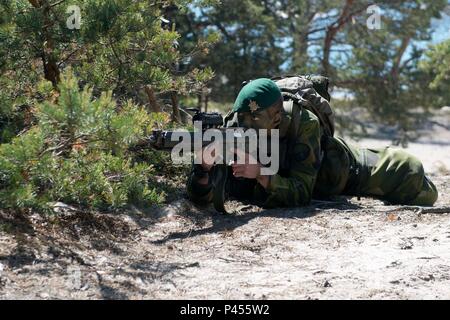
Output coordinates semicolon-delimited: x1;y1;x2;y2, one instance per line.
272;75;335;137
273;75;357;198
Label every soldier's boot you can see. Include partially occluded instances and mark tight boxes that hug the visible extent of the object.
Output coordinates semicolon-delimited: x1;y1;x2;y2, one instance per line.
358;148;438;206
408;175;438;206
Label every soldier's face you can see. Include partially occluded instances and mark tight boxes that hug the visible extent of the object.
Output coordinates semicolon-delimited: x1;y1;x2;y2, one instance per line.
239;99;283;134
267;101;283;129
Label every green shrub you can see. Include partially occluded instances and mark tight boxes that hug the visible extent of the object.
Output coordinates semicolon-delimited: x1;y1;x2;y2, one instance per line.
0;71;168;212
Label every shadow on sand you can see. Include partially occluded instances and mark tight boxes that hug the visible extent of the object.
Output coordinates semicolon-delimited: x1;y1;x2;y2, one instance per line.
149;198;362;245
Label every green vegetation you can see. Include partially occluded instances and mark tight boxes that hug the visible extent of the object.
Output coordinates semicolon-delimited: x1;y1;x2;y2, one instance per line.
0;71;168;212
0;0;215;212
0;0;449;212
419;39;450;107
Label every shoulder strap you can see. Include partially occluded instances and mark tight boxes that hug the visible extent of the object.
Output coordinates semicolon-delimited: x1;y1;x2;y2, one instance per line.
281;95;302;138
281;91;332;136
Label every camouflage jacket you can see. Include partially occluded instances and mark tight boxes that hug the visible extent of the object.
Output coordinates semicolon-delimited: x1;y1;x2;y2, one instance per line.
187;90;354;208
187;93;439;207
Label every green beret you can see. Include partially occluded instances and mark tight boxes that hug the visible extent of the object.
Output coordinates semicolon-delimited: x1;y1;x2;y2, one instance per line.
233;78;281;113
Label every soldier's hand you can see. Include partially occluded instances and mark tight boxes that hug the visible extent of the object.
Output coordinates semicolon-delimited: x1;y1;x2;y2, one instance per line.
195;142;218;172
232;149;270;188
231;149;261;179
232;162;262;179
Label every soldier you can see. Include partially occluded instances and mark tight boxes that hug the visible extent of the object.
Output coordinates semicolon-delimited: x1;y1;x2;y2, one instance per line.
187;78;438;208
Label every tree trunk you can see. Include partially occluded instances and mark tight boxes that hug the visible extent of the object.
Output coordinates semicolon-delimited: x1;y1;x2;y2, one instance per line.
204;91;209;113
391;36;411;81
321;0;356;77
144;86;162;112
197;93;202;110
322;30;334;77
170;92;181;123
200;87;210;112
29;0;60;86
28;0;41;8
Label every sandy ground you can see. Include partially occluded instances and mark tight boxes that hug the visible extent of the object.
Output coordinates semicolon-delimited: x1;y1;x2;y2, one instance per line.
0;109;449;300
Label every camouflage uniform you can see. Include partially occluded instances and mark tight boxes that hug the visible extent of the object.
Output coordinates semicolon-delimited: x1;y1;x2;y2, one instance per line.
187;90;438;208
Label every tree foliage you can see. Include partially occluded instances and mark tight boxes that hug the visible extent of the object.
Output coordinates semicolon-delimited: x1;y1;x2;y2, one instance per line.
176;0;286;101
0;0;449;212
419;39;450;107
0;71;167;212
177;0;448;115
0;0;216;138
337;1;447;126
0;0;213;212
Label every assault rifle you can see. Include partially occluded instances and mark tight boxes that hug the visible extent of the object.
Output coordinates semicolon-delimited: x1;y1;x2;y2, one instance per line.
148;108;245;214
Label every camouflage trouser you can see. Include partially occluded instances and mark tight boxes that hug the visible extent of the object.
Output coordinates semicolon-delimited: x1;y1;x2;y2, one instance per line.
343;146;438;206
187;143;439;208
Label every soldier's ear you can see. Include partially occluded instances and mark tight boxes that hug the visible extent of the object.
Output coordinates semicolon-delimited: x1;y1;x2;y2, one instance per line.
274;97;283;111
264;98;283;117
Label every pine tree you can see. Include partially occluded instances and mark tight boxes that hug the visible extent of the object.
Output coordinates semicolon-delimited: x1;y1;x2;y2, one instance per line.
0;70;168;212
0;0;216;125
419;39;450;107
338;0;447;127
176;0;285;101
